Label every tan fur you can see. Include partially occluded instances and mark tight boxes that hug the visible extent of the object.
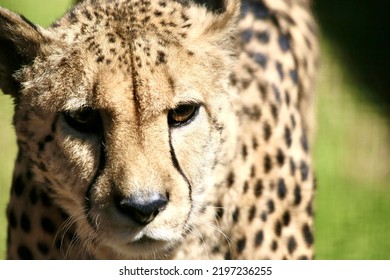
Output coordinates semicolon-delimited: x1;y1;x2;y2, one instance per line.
0;0;318;259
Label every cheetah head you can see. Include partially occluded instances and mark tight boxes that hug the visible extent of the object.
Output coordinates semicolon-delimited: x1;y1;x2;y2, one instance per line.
0;0;239;258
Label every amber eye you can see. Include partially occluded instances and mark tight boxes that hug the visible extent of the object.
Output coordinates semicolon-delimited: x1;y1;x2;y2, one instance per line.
168;104;200;127
63;108;102;134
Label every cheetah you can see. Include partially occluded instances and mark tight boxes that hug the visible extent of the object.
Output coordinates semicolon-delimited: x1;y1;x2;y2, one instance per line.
0;0;318;259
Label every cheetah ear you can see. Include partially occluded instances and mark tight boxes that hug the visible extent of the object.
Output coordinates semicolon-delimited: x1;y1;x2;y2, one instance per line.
186;0;240;48
0;8;46;96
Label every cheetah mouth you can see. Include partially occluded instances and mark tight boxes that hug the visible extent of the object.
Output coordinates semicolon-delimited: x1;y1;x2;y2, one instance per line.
104;235;176;258
130;236;166;246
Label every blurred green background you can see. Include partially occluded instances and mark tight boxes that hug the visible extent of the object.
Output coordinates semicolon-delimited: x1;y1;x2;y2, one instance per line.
0;0;389;259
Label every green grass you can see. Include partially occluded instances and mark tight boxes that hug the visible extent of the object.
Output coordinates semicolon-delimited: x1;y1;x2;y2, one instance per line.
0;0;389;260
314;41;390;259
0;94;16;259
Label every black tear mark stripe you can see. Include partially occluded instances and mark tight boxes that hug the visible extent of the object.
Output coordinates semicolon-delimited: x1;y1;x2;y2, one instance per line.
84;134;107;231
168;129;193;222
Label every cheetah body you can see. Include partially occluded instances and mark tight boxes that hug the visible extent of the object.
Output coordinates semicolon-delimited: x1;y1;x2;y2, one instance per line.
0;0;318;259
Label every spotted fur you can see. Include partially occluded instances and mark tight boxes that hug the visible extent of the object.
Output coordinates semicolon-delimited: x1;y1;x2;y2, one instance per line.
0;0;318;259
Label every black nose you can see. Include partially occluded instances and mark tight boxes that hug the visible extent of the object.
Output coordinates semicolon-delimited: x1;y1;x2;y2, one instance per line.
115;193;168;225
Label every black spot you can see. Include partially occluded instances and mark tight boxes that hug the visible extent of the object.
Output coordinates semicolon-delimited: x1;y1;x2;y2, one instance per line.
248;205;256;222
227;171;235;187
294;184;302;206
260;211;268;222
96;55;105;63
247;1;270;19
224;251;232;260
18;245;33;260
285;90;291;106
37;242;49;255
255;230;264;247
303;224;314;246
252;136;259;150
250;165;256;178
254;179;263;197
275;220;282;237
38;142;45;151
252;52;268;68
300;160;309;181
270;103;278;121
40;191;52;207
258;82;268;100
242;144;248;160
154;10;163;17
41;217;56;234
237;237;246;253
81;9;93;21
8;208;17;228
272;84;282;103
212;245;220;254
68;10;78;23
271;240;278;251
60;209;69;220
282;211;291;226
216;203;224;220
278;34;290;52
291;114;296;128
288;236;297;255
51;120;57;132
37;162;47;172
301;133;309;152
290;158;296;175
289;69;298;85
242;105;262;120
276;61;284;80
277;178;287;199
263;122;272;141
284;126;292;147
232;207;240;223
264;154;272;173
256;30;270;43
243;181;249;193
142;16;151;24
306;202;313;217
44;135;53;143
299;255;309;260
13;176;25;196
241;29;253;42
304;35;312;50
267;199;275;214
29;187;38;205
276;149;285;166
21;213;31;233
156;50;166;64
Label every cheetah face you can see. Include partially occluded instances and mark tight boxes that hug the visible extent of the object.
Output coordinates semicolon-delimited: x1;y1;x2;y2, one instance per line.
0;1;239;258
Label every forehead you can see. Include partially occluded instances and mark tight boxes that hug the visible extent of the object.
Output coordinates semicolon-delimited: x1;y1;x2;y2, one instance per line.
26;0;205;117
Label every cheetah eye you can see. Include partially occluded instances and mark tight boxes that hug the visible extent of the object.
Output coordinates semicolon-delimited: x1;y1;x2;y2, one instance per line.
63;108;102;134
168;104;200;127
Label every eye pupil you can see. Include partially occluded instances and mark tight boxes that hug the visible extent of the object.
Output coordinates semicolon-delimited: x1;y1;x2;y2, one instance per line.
75;110;94;123
168;104;199;127
63;108;102;134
